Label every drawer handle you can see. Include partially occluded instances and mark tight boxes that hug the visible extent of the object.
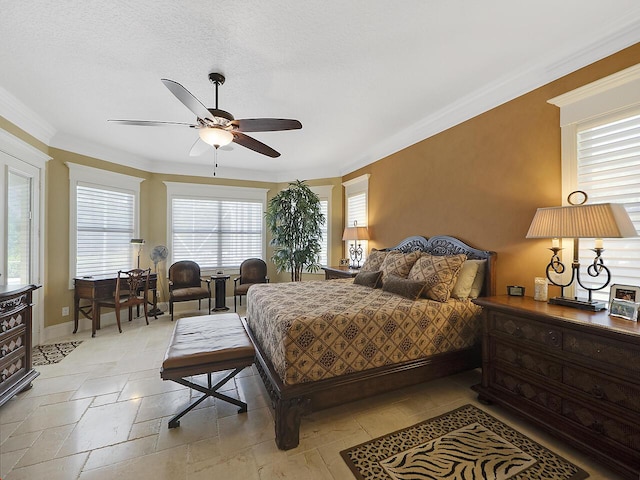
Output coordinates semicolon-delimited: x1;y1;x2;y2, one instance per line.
592;420;605;434
515;354;524;367
514;383;523;395
513;327;523;338
591;385;605;400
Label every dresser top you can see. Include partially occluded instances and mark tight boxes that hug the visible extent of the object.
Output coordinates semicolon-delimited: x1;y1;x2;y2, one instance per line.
474;295;640;337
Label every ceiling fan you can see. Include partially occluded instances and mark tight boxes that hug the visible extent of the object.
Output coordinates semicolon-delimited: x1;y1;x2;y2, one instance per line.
109;73;302;158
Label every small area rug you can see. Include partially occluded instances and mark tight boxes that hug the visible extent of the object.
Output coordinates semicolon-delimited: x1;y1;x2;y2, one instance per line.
32;341;82;366
341;404;588;480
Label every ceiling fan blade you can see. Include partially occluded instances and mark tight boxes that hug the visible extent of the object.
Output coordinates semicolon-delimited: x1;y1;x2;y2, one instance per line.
189;138;212;157
108;119;198;127
161;79;214;121
232;132;280;158
231;118;302;132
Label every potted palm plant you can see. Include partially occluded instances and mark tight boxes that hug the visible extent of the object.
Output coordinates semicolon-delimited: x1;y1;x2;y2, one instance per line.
266;180;325;281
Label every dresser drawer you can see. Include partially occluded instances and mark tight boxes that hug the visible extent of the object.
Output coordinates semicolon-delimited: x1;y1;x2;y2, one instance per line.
0;309;26;335
563;365;640;414
494;340;562;381
563;400;640;451
0;329;25;362
491;312;562;349
0;355;25;384
564;331;640;374
494;369;562;413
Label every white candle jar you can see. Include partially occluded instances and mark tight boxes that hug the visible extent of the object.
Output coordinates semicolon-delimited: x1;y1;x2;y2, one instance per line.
534;277;548;302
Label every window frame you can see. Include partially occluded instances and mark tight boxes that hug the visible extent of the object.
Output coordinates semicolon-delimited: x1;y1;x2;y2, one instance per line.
67;162;143;289
309;185;333;268
549;63;640;299
343;174;370;263
164;182;268;273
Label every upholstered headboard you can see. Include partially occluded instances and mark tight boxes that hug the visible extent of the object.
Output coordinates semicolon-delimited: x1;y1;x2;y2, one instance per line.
384;235;496;297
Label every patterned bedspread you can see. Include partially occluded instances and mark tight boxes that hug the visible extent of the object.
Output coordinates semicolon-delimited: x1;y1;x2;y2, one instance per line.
246;279;482;385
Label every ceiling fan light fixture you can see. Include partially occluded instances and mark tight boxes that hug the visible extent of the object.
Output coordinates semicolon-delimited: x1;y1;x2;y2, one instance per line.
198;127;233;147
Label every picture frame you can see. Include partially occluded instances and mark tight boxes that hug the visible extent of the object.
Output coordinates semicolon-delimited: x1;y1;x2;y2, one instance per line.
339;258;350;267
609;284;640;309
609;298;639;321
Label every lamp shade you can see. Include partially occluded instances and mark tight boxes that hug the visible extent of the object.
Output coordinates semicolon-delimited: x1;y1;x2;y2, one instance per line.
526;203;637;239
342;226;370;241
198;127;234;147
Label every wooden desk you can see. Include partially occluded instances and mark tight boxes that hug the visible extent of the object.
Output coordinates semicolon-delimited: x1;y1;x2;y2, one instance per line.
74;273;158;337
321;266;359;280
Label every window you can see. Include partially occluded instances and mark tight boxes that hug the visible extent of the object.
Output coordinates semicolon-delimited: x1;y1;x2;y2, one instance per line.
309;185;333;267
165;182;268;270
68;163;143;285
343;174;370;262
550;64;640;303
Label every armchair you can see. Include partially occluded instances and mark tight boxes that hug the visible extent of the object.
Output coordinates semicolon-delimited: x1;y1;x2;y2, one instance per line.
168;260;212;321
234;258;269;311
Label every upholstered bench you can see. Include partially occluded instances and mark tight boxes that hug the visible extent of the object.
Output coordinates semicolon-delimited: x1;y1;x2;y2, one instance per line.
160;313;255;428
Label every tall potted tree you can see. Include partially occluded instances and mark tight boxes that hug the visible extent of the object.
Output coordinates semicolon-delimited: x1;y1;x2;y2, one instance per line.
266;180;325;281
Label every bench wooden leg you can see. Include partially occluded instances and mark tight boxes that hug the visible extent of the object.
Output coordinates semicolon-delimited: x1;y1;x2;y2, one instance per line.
166;367;247;428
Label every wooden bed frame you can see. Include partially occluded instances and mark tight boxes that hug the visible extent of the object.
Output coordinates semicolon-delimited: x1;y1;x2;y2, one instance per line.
243;235;496;450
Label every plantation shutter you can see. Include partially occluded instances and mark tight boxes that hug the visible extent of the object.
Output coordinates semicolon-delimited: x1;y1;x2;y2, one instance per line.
171;197;263;269
319;199;328;266
76;184;135;277
575;108;640;303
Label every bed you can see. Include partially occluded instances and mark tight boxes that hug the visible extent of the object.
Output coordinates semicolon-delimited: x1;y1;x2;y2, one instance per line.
244;235;496;450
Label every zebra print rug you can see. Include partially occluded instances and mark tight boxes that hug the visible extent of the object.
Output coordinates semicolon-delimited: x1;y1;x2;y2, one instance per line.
341;404;588;480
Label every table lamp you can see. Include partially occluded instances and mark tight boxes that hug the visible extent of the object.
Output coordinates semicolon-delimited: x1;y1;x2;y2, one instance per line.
342;221;370;269
526;191;637;311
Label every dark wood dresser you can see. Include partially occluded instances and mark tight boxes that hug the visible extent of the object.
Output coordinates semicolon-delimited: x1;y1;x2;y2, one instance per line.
0;284;40;407
473;295;640;479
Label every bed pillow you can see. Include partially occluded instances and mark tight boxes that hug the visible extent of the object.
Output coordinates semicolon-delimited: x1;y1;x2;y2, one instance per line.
407;253;466;302
468;259;487;298
379;250;422;282
451;260;480;300
382;274;426;300
360;249;388;272
353;270;383;288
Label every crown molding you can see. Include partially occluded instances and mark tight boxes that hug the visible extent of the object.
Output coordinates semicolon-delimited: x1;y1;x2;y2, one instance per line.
340;15;640;177
0;128;51;167
0;85;56;144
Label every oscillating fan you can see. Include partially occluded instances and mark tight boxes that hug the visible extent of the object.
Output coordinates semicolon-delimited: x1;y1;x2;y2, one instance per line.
149;245;169;316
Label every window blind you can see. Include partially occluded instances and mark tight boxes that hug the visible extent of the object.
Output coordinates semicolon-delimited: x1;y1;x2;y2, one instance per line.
347;191;368;261
318;199;328;266
76;185;135;277
576;109;640;302
171;197;263;269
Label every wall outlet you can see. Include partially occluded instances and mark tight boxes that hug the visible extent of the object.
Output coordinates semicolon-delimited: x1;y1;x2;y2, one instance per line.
62;306;69;316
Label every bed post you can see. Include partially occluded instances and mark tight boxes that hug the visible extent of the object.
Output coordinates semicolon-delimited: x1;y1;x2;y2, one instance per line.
274;396;310;450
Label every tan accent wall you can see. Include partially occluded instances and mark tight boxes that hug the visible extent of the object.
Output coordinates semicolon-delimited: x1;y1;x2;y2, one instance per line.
343;43;640;298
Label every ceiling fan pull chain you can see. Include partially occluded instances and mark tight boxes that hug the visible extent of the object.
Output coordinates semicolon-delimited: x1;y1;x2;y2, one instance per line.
213;148;218;176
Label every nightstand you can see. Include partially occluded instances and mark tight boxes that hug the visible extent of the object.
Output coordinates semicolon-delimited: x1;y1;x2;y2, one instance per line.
472;295;640;480
321;266;359;280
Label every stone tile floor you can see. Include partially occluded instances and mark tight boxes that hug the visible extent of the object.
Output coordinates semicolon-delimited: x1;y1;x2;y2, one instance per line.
0;305;625;479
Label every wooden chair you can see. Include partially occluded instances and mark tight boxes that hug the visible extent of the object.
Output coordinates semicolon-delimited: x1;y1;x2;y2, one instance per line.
234;258;269;311
168;261;212;321
98;268;151;333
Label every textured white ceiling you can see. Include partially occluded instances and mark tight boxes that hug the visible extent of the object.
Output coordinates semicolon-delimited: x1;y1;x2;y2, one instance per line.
1;1;640;181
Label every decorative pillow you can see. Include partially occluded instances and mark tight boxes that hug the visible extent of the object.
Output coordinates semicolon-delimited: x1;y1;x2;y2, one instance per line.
468;259;487;298
407;253;466;302
379;250;422;282
382;275;426;300
353;270;383;289
360;249;388;272
451;260;480;300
